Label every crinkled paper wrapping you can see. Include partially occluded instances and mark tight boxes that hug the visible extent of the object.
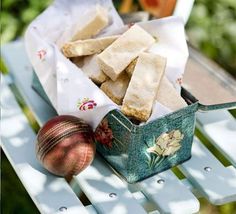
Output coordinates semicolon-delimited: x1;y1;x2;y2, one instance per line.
25;0;188;129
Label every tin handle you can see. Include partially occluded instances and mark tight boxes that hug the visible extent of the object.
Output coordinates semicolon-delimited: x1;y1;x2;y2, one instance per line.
198;102;236;112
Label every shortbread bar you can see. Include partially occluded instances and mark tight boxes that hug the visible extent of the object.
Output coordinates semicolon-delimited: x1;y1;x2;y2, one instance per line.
71;57;84;68
81;54;108;84
71;5;109;41
97;25;155;81
121;53;166;121
125;58;137;78
101;73;130;105
156;76;187;111
62;35;119;57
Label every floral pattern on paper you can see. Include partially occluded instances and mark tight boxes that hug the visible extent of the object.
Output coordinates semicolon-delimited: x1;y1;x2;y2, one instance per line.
37;49;47;61
77;98;97;111
145;130;184;169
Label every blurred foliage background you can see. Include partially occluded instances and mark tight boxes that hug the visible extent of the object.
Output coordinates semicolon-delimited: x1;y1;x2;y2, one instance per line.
1;0;51;43
1;0;236;78
1;0;236;213
186;0;236;78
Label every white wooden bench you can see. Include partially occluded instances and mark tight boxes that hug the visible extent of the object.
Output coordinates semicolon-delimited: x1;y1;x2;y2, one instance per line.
1;40;236;214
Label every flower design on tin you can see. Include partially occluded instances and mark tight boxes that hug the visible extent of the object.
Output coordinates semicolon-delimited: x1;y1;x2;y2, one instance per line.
94;119;113;148
37;49;47;61
94;119;124;149
77;98;97;111
145;130;184;169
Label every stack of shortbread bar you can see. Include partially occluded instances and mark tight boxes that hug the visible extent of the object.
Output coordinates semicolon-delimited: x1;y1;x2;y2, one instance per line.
62;5;187;122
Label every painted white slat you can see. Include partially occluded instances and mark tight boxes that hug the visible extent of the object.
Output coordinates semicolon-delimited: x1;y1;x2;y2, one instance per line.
196;110;236;167
2;41;147;213
138;171;200;214
85;205;98;214
1;41;56;125
1;77;89;214
71;179;159;213
178;137;236;205
181;179;202;198
74;156;147;214
131;191;159;213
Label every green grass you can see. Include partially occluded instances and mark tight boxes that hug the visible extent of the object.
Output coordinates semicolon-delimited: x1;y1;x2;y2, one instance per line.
0;58;9;74
229;109;236;118
198;198;236;214
1;151;40;214
9;83;40;132
186;0;236;78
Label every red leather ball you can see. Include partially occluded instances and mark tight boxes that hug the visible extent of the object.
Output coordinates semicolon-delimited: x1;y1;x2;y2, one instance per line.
36;115;96;177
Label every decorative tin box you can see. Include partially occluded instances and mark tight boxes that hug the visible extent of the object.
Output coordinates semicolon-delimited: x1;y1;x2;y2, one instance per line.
32;71;236;183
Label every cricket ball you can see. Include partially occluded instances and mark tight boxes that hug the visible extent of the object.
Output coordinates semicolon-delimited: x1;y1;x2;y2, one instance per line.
36;115;96;177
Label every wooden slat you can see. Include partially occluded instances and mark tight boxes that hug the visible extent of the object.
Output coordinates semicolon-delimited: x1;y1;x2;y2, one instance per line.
178;137;236;205
1;77;89;214
74;156;147;214
181;179;202;198
138;171;200;214
85;205;98;214
184;47;236;106
1;41;57;125
189;46;236;93
196;110;236;167
71;174;159;213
